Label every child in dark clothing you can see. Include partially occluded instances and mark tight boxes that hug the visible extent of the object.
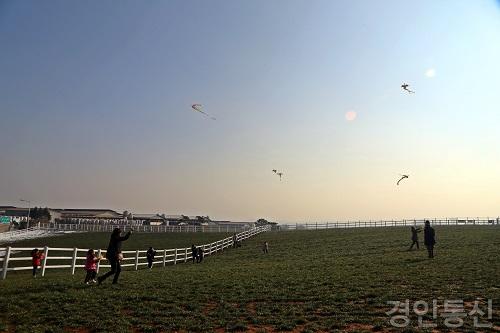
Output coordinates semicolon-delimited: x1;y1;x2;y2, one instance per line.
146;247;156;270
408;226;421;250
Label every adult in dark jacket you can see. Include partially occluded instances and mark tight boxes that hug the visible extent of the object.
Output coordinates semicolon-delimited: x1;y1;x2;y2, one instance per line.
98;228;132;284
191;244;198;263
408;226;421;250
423;221;436;258
197;246;204;263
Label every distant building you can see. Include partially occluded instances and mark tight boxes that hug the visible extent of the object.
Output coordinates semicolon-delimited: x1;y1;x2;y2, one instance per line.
0;207;30;222
164;215;213;226
132;214;166;226
212;220;255;229
51;208;122;220
1;205;256;229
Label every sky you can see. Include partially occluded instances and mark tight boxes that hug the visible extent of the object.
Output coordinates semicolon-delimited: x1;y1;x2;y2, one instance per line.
1;1;500;222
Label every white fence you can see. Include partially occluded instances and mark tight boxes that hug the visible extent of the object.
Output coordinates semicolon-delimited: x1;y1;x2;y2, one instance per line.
0;226;270;280
37;223;251;233
275;217;500;231
0;227;61;245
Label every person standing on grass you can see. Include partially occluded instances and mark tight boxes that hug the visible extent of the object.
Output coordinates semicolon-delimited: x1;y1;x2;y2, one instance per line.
31;248;44;278
197;246;204;263
262;241;269;254
191;244;198;263
146;247;156;270
408;226;421;250
98;228;132;285
84;249;101;284
423;220;436;258
232;233;238;248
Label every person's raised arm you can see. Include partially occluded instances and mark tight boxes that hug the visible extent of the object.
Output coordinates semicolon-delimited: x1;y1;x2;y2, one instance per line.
118;230;132;241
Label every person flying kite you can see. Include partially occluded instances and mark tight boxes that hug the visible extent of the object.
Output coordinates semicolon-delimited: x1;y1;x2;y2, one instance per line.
401;83;415;94
397;174;409;185
191;104;216;120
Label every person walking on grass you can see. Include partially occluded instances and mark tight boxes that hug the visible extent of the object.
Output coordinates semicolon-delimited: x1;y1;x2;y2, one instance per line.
84;249;101;284
408;226;421;250
423;220;436;258
191;244;198;263
31;248;44;278
146;247;156;270
97;228;132;285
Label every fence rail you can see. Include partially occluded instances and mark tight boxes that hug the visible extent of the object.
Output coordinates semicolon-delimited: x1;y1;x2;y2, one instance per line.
0;227;59;245
37;223;251;233
0;226;270;280
274;218;500;231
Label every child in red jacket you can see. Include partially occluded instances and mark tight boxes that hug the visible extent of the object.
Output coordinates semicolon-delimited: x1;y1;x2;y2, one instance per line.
84;249;101;284
31;248;44;278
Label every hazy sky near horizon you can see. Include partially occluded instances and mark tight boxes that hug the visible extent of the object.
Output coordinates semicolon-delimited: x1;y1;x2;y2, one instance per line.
1;1;500;222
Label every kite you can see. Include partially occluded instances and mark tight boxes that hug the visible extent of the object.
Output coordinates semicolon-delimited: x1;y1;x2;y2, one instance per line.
272;169;284;181
401;83;415;94
191;104;216;120
397;174;409;185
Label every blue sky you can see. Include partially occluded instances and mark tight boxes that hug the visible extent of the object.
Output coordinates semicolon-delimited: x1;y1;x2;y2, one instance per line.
1;1;499;221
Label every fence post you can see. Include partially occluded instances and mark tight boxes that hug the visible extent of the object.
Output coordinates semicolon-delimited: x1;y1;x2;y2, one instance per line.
163;249;167;267
184;248;188;263
135;250;139;270
174;249;178;265
41;246;49;277
71;247;78;275
96;249;102;273
2;246;11;280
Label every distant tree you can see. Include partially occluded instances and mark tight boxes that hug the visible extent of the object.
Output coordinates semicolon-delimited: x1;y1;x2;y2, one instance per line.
42;207;51;220
29;207;51;221
30;207;39;219
256;218;278;227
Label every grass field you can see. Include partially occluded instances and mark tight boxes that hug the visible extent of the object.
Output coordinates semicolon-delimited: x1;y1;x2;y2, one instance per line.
1;227;499;333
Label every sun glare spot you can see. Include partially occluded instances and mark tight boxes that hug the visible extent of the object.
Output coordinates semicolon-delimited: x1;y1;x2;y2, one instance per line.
425;68;436;78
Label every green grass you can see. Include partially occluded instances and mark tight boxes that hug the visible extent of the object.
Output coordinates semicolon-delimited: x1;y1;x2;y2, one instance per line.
1;227;499;332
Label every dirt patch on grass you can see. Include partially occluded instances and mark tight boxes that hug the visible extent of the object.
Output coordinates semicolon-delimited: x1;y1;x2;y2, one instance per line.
215;323;329;333
343;323;393;332
344;323;374;332
64;328;92;333
216;325;276;333
120;308;133;316
246;302;257;315
203;301;218;315
0;324;16;333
